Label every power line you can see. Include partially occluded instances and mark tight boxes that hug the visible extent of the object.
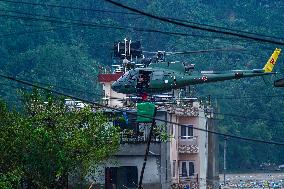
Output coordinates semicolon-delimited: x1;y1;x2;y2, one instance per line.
0;12;218;39
0;9;269;43
167;17;284;42
0;0;139;15
6;80;276;124
3;77;284;127
0;81;227;123
214;112;284;124
104;0;284;46
0;73;283;146
209;94;284;100
0;24;74;38
0;76;103;98
2;0;283;42
0;82;27;90
3;7;282;50
110;96;284;124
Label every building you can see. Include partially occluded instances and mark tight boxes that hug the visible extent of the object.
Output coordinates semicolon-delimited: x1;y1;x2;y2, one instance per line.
98;73;125;107
95;73;219;189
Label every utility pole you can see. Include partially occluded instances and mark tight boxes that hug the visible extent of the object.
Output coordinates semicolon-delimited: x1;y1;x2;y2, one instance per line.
223;137;228;186
138;106;157;189
138;120;156;189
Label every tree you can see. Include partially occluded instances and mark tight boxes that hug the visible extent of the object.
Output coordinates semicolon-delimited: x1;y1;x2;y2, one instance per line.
0;101;23;188
0;90;120;188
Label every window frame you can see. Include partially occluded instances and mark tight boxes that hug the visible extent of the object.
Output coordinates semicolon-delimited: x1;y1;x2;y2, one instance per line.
179;161;195;177
179;125;194;139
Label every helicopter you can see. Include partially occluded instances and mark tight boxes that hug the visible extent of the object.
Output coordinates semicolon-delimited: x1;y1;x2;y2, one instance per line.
111;48;281;95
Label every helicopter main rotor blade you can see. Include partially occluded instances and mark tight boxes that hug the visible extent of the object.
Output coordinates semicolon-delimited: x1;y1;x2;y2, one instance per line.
165;48;246;55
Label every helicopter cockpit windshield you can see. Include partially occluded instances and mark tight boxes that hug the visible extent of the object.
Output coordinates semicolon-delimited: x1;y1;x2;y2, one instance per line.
119;69;138;86
111;69;152;94
111;69;139;93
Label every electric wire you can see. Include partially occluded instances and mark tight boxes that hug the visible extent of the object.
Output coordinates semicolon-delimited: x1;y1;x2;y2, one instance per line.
5;81;272;124
0;73;283;146
0;82;26;90
205;94;284;100
0;9;273;43
213;112;284;123
0;24;74;38
0;0;139;15
167;17;284;41
104;96;284;124
1;0;283;42
0;12;224;39
0;76;103;98
104;0;284;46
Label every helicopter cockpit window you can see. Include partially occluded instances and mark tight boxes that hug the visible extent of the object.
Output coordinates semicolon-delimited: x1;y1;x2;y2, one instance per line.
128;70;138;80
117;70;138;89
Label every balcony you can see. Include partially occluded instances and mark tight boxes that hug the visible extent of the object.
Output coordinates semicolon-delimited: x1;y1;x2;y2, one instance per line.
120;130;162;144
178;136;199;154
117;130;161;156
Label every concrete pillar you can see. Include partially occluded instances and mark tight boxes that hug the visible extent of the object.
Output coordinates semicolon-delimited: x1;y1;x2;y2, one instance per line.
206;117;220;189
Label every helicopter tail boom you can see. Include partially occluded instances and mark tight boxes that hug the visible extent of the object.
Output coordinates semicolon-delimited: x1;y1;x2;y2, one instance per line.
263;48;281;72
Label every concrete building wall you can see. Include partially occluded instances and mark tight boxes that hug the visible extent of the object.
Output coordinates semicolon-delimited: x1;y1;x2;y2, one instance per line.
102;82;126;107
96;156;162;188
95;101;214;189
170;114;179;184
170;106;208;189
116;143;161;156
207;117;220;189
198;109;208;189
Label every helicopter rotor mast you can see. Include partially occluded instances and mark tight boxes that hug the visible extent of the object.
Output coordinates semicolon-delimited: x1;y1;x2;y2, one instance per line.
112;38;144;73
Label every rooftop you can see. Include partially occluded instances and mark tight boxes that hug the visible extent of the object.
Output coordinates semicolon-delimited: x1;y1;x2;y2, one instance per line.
98;73;123;83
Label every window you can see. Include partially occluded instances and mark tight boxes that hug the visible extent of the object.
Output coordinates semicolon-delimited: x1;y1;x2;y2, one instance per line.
179;161;195;177
181;162;187;177
188;162;194;176
173;160;176;177
180;125;193;139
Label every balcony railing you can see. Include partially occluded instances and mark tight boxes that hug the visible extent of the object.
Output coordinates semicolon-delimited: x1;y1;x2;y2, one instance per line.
179;173;198;181
120;131;161;144
178;136;199;153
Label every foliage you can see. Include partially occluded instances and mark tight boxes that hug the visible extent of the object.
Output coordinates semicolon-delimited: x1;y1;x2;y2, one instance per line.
0;101;23;189
0;90;120;188
153;124;169;142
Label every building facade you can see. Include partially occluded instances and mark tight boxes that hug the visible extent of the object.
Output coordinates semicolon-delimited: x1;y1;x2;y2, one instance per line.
95;73;219;189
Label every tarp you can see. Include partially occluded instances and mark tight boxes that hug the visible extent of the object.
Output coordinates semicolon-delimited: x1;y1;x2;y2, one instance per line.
137;102;156;123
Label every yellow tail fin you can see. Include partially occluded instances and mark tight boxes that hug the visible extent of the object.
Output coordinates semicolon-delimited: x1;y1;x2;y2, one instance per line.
263;48;281;72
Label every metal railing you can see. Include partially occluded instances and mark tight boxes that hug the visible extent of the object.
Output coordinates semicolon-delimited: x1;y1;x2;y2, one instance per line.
120;131;161;143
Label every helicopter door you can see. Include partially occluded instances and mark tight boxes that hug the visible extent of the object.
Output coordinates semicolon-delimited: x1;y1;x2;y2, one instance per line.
149;71;163;88
163;72;174;86
137;70;152;91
